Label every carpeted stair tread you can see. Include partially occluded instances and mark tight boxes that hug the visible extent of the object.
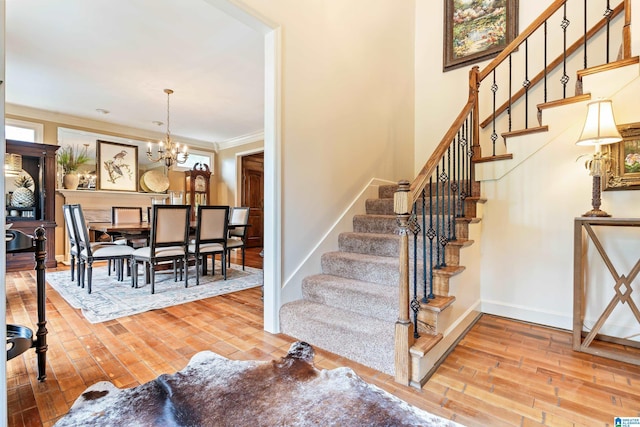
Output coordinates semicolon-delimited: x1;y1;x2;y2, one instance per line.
338;232;400;257
321;251;398;286
353;214;398;234
365;198;395;215
378;185;398;199
302;274;397;322
279;300;395;375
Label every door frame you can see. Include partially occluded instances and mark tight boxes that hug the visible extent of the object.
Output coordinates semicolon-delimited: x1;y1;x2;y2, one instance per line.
234;148;265;207
238;150;264;248
203;0;282;335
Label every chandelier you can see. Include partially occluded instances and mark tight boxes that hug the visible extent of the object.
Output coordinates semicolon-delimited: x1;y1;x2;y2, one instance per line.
146;88;189;168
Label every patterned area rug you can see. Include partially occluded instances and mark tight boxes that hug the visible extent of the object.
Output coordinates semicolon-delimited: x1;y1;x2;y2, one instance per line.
46;262;263;323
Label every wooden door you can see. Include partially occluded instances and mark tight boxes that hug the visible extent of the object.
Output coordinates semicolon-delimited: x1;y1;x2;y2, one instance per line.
241;152;263;248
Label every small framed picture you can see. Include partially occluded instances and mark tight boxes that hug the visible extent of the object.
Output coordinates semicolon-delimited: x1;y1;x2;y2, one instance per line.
443;0;519;71
605;122;640;191
97;140;138;192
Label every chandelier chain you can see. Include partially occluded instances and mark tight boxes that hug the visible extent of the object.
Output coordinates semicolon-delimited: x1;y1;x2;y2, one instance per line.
146;88;188;168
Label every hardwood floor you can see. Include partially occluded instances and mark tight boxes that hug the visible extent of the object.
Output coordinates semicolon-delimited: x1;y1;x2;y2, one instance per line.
6;247;640;426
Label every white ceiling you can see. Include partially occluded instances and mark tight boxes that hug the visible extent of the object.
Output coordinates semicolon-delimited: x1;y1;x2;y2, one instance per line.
5;0;265;146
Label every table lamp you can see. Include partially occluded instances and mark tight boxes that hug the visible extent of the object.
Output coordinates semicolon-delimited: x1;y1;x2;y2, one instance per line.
576;99;622;217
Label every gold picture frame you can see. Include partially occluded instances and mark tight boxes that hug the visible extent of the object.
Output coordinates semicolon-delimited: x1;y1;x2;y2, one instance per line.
97;140;139;192
604;122;640;191
443;0;519;72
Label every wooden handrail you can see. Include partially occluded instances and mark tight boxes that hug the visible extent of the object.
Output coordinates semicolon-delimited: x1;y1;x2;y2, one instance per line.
480;2;624;129
409;67;478;202
479;0;569;82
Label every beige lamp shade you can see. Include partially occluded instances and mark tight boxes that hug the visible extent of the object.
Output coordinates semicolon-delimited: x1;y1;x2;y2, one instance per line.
576;99;622;146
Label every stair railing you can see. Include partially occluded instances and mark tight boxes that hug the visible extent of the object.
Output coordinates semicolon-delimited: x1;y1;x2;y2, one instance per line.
393;0;632;385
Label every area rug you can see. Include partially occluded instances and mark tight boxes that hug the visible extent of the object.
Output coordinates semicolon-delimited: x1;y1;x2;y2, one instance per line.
54;341;463;427
46;262;263;323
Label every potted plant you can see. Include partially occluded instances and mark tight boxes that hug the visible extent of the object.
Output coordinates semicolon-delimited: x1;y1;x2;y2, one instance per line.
57;144;91;190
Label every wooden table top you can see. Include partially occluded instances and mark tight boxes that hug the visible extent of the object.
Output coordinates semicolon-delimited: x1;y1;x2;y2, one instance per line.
88;221;248;233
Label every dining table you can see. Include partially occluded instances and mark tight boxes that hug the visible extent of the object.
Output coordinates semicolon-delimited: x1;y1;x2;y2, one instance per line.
87;221;248;241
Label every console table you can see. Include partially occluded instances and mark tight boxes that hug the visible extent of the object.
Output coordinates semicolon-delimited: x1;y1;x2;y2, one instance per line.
6;227;48;381
573;217;640;365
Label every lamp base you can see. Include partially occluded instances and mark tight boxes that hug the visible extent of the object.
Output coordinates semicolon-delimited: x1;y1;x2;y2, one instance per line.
583;175;611;217
582;208;611;217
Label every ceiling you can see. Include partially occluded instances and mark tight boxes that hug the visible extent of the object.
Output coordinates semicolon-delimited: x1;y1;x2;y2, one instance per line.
5;0;265;146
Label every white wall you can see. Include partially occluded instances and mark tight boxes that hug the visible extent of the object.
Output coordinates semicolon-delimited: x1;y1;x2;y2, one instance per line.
236;0;416;288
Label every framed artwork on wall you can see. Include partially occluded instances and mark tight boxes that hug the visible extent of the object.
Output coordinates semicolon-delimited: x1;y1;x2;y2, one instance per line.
97;140;139;192
605;122;640;191
443;0;519;71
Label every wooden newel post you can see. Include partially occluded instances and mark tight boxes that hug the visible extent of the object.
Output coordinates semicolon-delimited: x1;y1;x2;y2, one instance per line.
394;180;414;385
623;0;631;59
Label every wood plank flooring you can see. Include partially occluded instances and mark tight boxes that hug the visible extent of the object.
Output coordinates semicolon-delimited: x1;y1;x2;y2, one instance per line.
6;248;640;426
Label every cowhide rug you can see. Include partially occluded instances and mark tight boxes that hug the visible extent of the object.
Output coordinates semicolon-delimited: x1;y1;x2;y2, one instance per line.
55;342;463;427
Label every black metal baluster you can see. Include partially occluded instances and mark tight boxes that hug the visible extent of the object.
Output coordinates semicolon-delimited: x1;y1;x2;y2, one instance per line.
465;116;478;202
491;70;498;156
446;146;452;241
523;38;530;129
508;54;512;132
410;202;420;338
561;2;571;98
421;188;428;303
605;0;613;63
454;125;461;221
427;176;435;300
435;164;441;268
439;157;448;267
584;0;588;68
544;20;548;102
460;116;468;218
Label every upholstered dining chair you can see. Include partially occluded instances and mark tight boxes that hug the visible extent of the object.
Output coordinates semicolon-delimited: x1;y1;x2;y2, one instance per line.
111;206;147;248
63;204;125;284
188;205;229;285
131;205;191;294
62;204;81;282
227;206;250;271
70;204;135;294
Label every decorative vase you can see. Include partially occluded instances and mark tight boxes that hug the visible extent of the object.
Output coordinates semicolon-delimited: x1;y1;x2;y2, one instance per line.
63;173;80;190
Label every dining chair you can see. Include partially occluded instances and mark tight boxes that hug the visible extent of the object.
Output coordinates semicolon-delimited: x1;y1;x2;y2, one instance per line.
188;205;229;285
70;204;135;294
111;206;147;248
62;204;81;282
227;206;250;271
63;204;125;284
131;205;191;294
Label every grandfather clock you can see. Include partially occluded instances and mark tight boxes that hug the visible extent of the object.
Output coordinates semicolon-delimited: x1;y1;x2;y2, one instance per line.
184;163;211;220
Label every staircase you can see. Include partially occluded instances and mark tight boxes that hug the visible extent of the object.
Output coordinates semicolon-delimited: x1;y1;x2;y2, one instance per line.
280;184;481;375
281;0;635;387
280;185;399;374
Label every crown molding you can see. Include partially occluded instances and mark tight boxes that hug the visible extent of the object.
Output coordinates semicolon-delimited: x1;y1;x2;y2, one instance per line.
215;130;264;151
6;103;215;149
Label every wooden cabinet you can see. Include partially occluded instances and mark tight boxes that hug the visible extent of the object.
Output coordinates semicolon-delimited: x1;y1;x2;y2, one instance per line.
5;140;59;271
184;163;211;220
